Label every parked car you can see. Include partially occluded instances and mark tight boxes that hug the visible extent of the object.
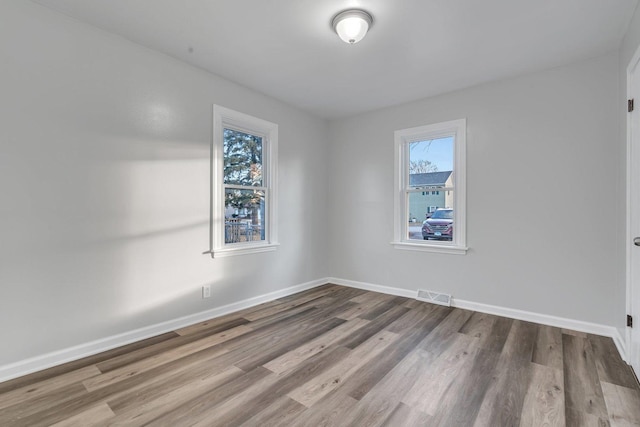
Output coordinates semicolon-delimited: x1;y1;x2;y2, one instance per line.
422;208;453;240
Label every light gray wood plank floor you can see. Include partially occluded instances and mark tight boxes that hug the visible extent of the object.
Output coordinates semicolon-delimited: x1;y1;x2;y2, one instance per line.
1;284;638;426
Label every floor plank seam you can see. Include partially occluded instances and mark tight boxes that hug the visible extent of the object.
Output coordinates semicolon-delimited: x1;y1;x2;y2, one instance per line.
2;285;639;427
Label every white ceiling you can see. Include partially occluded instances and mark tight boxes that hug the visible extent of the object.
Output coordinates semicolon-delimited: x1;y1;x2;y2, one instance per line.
33;0;639;119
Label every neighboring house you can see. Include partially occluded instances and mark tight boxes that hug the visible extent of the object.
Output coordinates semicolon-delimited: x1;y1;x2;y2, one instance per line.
408;171;454;220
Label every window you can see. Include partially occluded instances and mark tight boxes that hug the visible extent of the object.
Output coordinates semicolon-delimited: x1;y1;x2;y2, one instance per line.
393;119;467;254
208;105;278;257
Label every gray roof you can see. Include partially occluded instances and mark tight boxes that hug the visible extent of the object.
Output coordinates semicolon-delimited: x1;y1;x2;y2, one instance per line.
409;171;452;187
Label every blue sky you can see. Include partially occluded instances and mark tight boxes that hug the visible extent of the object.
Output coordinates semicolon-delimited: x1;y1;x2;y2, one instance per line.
409;136;453;171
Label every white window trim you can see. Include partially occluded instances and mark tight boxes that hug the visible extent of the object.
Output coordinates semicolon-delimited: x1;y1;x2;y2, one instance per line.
392;118;467;255
207;105;279;258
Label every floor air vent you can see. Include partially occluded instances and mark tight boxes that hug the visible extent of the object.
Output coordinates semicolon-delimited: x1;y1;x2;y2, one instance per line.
416;289;452;307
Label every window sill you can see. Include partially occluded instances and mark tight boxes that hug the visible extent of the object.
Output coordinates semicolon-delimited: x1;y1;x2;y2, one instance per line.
391;241;468;255
208;243;279;258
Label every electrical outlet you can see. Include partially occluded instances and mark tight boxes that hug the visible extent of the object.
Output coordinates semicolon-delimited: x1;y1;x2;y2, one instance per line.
202;285;211;299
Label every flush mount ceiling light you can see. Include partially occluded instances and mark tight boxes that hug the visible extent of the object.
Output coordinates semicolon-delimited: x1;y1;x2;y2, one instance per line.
332;9;373;44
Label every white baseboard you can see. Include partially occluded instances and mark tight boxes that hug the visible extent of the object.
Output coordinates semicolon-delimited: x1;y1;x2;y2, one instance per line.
0;278;327;384
2;276;629;383
327;277;628;362
452;298;627;361
329;277;417;299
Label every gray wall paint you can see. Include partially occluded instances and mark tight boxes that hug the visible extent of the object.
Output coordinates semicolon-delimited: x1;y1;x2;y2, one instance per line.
0;0;636;369
0;1;329;365
328;53;622;327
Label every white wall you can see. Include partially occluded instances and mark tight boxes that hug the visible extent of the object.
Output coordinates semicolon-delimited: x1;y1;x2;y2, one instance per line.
328;53;622;328
0;0;329;366
0;0;634;372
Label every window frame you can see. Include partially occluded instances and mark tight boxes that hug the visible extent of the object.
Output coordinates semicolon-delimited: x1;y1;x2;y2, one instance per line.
392;119;467;255
209;105;279;258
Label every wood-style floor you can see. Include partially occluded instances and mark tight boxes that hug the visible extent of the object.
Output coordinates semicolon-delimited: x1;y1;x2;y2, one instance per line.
1;284;639;426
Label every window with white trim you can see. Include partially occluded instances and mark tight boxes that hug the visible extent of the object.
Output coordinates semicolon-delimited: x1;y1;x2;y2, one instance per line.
393;119;467;254
209;105;278;258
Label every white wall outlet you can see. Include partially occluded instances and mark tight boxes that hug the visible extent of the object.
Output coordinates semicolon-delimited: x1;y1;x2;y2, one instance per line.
202;285;211;299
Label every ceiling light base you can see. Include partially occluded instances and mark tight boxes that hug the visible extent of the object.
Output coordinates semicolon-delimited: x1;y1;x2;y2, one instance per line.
332;9;373;44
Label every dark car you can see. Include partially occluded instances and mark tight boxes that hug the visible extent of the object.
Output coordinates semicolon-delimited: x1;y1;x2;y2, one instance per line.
422;208;453;240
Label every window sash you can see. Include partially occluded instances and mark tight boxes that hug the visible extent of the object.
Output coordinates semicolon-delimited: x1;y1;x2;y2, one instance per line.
223;187;269;245
224;184;268;191
401;134;456;243
222;135;270;246
405;187;454;193
223;125;267;186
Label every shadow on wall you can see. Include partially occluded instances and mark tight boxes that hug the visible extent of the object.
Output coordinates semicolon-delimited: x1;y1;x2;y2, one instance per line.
0;2;293;368
0;134;264;366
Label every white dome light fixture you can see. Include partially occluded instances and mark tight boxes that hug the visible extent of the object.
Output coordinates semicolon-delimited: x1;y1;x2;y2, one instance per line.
332;9;373;44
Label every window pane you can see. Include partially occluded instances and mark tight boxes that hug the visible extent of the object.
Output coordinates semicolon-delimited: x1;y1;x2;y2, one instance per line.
408;191;454;241
408;136;455;242
224;188;265;243
409;136;454;186
223;128;263;186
